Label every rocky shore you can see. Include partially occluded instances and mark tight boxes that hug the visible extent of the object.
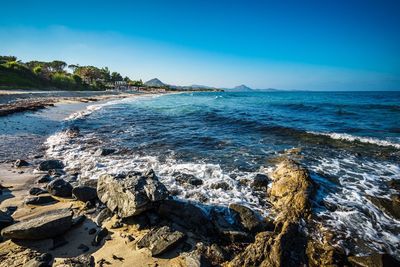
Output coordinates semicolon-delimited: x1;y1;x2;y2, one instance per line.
0;155;398;266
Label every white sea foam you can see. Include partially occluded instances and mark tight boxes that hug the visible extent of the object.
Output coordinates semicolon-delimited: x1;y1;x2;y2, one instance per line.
309;155;400;255
308;131;400;149
45;130;268;214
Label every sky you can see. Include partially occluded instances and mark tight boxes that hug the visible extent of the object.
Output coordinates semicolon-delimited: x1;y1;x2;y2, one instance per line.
0;0;399;90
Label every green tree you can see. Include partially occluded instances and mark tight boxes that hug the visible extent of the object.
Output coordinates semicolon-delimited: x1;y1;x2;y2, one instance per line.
111;72;123;82
0;56;17;64
50;60;67;72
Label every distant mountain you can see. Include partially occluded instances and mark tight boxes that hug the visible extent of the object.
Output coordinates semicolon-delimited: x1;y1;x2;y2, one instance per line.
144;78;166;87
227;84;254;92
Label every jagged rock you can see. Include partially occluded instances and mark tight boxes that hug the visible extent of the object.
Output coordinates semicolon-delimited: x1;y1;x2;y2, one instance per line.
348;253;400;267
29;187;48;196
95;208;112;226
0;210;13;230
37;174;52;183
60;254;95;267
367;195;400;220
1;209;73;240
14;159;29;168
25;253;52;267
136;226;185;256
251;173;269;189
92;227;108;246
47;178;72;197
97;169;169;217
229;203;265;233
269;159;314;221
38;160;64;171
174;173;203;186
229;159;314;267
72;185;97;202
158;199;215;237
210;208;252;242
95;148;116;156
24;195;58;205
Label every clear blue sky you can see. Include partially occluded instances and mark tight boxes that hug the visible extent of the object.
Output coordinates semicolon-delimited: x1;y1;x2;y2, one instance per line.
1;0;399;90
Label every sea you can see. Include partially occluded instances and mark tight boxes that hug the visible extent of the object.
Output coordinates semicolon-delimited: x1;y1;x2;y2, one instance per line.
3;91;400;257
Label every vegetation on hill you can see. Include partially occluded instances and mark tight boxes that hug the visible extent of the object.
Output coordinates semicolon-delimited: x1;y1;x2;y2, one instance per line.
0;55;143;90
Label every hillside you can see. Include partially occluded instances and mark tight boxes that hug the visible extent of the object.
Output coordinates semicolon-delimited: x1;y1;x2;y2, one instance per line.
144;78;166;87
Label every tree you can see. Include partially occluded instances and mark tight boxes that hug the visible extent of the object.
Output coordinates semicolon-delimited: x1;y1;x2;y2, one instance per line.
0;56;17;64
111;71;123;82
123;76;131;82
49;60;67;72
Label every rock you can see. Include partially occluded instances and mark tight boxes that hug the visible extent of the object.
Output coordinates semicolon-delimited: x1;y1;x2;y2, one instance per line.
136;226;185;256
0;210;14;230
210;208;252;242
174;173;203;186
24;195;58;205
29;187;48;196
95;148;116;156
72;185;97;202
38;160;64;171
25;253;52;267
37;174;52;183
158;200;215;237
14;159;29;168
348;253;400;267
61;255;95;267
251;173;269;189
95;208;113;226
367;195;400;220
229;159;314;267
47;178;72;197
92;227;108;246
229;203;265;233
210;181;231;190
97;169;169;218
269;159;314;221
1;209;73;240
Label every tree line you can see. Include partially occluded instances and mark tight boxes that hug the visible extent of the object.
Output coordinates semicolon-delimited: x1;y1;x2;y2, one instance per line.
0;55;143;90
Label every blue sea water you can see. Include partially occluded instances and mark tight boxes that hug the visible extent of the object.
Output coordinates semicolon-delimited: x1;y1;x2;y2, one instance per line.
46;91;400;256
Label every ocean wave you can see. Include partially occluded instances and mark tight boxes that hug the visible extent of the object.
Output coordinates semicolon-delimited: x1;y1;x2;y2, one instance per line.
44;130;270;215
308;131;400;149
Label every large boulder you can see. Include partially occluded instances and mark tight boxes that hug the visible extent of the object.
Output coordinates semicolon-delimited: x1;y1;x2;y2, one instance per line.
158;199;215;237
136;226;185;256
1;209;73;240
72;185;97;202
269;159;314;221
97;169;169;218
229;159;315;267
38;160;64;171
47;178;72;197
24;195;58;205
228;203;265;233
